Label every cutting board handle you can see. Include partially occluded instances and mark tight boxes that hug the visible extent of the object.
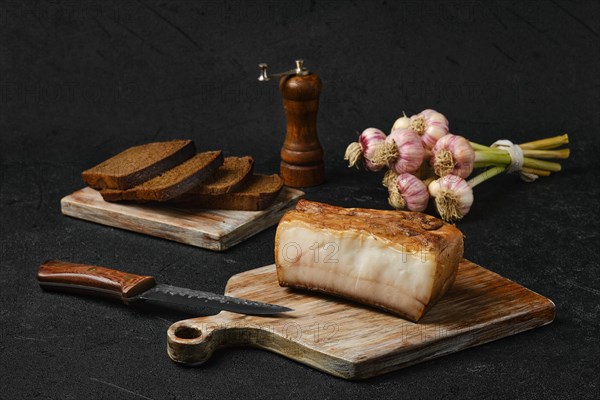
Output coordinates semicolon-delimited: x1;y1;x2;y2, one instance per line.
167;263;556;379
168;314;320;367
37;260;156;303
168;316;245;365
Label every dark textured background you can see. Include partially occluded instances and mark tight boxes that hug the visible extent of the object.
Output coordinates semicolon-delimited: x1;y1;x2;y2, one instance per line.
1;0;599;398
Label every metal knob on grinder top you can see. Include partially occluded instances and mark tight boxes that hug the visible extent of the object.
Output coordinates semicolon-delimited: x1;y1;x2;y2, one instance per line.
258;60;325;187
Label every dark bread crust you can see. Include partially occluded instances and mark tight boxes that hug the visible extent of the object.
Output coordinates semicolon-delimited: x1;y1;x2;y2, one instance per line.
82;140;196;190
172;174;283;211
174;156;255;198
100;151;223;202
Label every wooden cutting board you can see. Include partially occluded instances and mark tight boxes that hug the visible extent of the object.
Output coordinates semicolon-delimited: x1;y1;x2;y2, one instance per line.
61;187;304;251
167;260;555;379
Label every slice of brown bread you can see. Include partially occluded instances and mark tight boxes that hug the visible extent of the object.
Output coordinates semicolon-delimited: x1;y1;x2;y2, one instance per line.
82;140;196;190
173;174;284;211
173;156;254;202
100;151;223;202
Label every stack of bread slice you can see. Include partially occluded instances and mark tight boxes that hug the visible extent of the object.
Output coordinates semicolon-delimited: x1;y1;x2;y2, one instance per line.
81;140;283;211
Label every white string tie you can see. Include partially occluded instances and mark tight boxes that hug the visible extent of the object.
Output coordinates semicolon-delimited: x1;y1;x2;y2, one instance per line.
491;139;538;182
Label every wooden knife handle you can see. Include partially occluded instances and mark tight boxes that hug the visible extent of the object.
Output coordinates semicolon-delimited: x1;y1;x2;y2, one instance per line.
37;260;156;303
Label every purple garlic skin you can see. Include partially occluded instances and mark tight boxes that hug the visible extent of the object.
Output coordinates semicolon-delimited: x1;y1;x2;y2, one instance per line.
360;128;387;171
431;134;475;178
428;174;474;221
386;128;425;174
411;109;449;150
395;173;429;211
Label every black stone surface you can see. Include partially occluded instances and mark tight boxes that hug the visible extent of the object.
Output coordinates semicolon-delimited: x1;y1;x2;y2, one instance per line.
1;1;599;398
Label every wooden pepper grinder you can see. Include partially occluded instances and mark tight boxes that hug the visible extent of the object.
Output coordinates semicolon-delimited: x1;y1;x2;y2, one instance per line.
258;60;325;187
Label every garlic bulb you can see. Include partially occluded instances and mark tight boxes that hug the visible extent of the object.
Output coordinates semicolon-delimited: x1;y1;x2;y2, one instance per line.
388;173;429;212
344;128;387;171
391;112;411;131
410;109;449;150
431;134;475;178
428;175;474;222
371;128;424;174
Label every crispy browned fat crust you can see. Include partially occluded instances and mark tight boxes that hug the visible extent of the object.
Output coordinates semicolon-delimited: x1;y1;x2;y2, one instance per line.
100;151;223;202
82;140;196;190
274;200;464;321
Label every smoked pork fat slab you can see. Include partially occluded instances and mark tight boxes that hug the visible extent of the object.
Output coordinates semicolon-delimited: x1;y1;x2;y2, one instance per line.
274;200;464;321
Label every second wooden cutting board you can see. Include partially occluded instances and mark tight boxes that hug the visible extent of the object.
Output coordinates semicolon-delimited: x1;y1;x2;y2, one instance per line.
167;260;555;379
61;186;304;251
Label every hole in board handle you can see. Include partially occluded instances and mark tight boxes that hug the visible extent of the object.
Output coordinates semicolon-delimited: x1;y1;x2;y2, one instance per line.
174;325;202;340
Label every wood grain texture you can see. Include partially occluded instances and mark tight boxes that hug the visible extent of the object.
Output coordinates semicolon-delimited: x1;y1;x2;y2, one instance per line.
279;74;325;187
61;186;304;251
167;260;555;379
37;260;156;302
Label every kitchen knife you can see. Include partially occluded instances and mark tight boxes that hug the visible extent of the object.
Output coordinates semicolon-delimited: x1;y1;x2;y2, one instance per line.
37;260;293;315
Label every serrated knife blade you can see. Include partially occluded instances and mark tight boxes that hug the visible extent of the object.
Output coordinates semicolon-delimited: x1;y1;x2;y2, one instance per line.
37;260;293;316
132;284;292;315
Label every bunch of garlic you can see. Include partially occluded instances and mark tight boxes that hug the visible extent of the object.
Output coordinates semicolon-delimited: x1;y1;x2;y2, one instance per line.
344;109;571;222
